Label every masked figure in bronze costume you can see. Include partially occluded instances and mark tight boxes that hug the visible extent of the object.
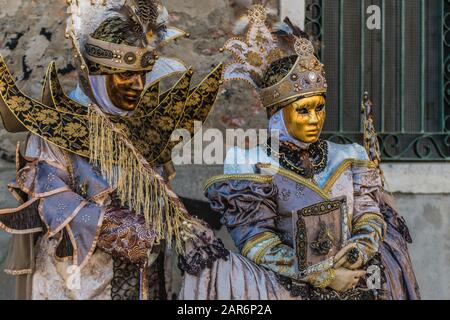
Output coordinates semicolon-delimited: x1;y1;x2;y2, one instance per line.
0;0;228;300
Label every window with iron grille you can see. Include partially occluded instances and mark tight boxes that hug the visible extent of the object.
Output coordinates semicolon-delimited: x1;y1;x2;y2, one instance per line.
305;0;450;161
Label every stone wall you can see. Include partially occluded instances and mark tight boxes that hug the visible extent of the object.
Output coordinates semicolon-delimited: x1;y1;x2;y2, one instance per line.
0;159;17;300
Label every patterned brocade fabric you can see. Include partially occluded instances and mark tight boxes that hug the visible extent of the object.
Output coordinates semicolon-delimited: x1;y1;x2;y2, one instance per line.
0;56;223;165
97;207;158;269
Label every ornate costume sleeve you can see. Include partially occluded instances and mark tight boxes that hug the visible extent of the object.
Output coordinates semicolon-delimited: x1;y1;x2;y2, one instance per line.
5;140;157;268
349;164;387;264
9;156;106;268
206;179;279;251
205;179;299;279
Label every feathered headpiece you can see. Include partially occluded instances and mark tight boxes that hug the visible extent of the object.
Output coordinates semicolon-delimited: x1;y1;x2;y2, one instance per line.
222;5;328;118
66;0;187;75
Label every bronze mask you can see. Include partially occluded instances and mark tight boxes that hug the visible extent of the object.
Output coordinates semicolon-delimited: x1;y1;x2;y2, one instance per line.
105;71;146;111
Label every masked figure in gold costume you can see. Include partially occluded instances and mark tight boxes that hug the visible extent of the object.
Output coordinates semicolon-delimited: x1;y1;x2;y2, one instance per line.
181;5;420;300
0;0;227;300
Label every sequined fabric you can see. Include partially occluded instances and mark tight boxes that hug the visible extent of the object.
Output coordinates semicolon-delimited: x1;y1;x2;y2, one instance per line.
97;207;158;268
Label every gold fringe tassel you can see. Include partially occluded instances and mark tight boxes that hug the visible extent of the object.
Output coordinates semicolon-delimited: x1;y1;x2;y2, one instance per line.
88;107;197;254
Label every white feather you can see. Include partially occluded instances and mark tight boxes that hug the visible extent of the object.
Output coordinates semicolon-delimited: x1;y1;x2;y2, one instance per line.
67;0;125;51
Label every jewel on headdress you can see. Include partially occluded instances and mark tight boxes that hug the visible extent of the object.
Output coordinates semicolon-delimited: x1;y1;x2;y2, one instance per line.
308;72;317;82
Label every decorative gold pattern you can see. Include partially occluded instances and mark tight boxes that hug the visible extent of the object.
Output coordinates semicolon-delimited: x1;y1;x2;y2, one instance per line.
296;216;308;270
98;207;157;268
85;36;157;74
0;56;223;166
257;160;376;199
241;232;278;257
106;71;192;164
0;56;224;253
253;236;282;265
0;56;91;158
260;55;327;109
204;174;273;191
160;64;224;164
45;62;90;115
265;139;328;179
257;163;330;199
322;159;377;194
352;213;387;241
300;199;344;217
222;5;278;88
295;199;344;274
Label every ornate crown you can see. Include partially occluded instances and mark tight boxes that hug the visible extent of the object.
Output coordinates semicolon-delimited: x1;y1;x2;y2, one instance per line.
222;5;328;117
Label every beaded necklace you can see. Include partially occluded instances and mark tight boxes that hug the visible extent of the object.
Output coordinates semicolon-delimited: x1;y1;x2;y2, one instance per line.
265;139;328;179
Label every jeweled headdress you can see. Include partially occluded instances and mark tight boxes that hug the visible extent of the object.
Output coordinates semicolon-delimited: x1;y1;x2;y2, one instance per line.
222;5;328;118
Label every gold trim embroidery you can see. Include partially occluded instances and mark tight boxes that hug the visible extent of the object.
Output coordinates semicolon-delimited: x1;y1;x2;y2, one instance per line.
352;213;387;241
353;213;384;229
204;174;273;191
253;237;282;265
322;159;377;194
258;164;330;199
241;232;277;257
257;160;376;199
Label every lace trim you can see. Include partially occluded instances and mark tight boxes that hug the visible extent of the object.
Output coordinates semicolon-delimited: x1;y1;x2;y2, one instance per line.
178;238;229;276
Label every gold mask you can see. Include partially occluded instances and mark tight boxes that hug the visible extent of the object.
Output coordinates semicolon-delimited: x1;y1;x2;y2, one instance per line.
105;71;146;111
283;95;326;144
